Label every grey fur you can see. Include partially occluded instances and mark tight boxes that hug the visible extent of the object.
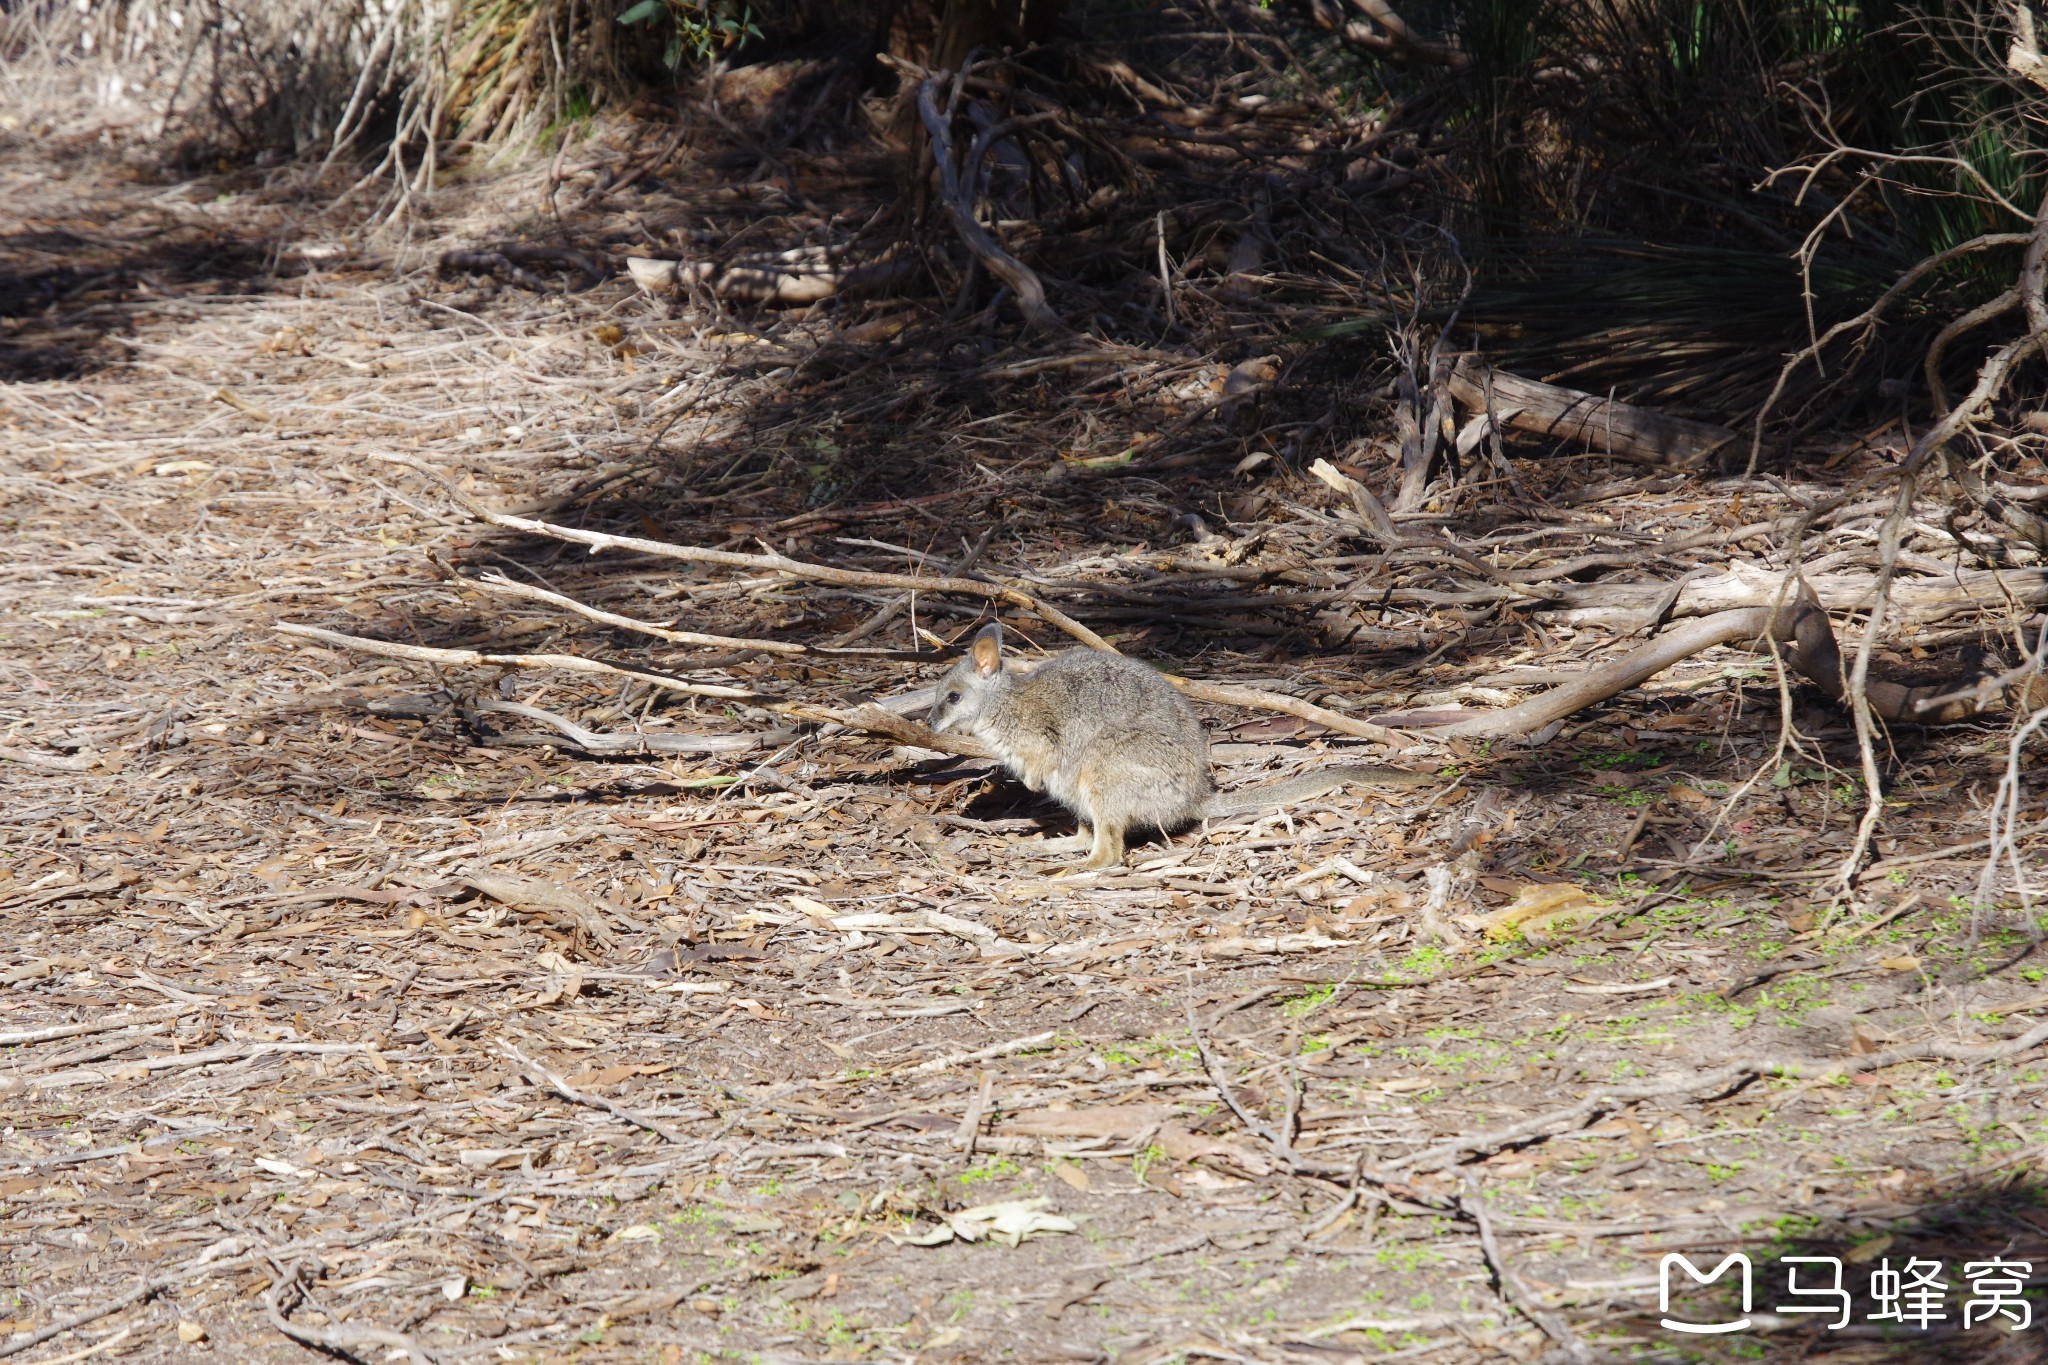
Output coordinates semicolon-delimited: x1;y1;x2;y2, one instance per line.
928;624;1432;871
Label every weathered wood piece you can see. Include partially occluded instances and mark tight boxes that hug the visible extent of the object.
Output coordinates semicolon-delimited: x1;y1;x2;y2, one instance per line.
1447;358;1737;467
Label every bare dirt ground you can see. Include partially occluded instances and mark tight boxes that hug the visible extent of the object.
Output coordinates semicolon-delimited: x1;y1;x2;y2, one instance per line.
6;73;2048;1365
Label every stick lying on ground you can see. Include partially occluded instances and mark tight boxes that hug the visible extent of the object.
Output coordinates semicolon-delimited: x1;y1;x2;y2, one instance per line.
374;453;1111;652
1376;577;2012;739
916;73;1061;332
273;622;997;760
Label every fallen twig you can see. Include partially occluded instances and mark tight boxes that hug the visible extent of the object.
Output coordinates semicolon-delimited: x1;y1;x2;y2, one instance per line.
1171;675;1401;744
266;1264;441;1365
1383;568;2010;740
464;569;941;661
0;1004;195;1049
468;699;774;755
1464;1180;1592;1363
1379;607;1776;739
9;1041;374;1094
501;1043;685;1144
1187;1001;1324;1175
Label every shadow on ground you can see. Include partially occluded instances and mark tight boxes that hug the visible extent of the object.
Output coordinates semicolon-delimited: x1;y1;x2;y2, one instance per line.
1602;1176;2048;1362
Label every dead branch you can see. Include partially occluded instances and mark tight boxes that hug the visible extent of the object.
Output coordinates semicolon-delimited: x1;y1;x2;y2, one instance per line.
1839;468;1918;887
1979;700;2048;919
1339;0;1469;67
1750;228;2031;470
372;453;1110;651
278;622;755;698
1775;576;2001;723
917;74;1061;332
0;1282;165;1360
0;744;102;773
1169;676;1401;744
266;1268;441;1365
268;1307;441;1365
1187;1001;1313;1175
1540;559;2048;627
462;571;929;661
0;1004;195;1049
501;1043;684;1144
1383;572;2008;741
469;700;775;755
1380;608;1776;739
469;571;809;653
1910;616;2048;715
1447;358;1737;466
274;621;997;760
1464;1181;1592;1364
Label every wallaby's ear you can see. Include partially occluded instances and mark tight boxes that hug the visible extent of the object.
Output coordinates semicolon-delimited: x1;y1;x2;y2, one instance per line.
970;622;1003;677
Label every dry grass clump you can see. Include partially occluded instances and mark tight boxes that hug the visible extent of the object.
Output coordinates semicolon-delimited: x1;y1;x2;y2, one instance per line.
2;0;692;189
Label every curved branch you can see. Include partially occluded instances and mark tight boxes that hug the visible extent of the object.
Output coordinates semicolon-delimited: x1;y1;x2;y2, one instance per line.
1378;576;2007;741
1394;608;1776;740
1907;330;2048;472
1389;1016;2048;1174
916;76;1060;332
1334;0;1468;67
1923;287;2021;416
2022;182;2048;355
1748;231;2029;469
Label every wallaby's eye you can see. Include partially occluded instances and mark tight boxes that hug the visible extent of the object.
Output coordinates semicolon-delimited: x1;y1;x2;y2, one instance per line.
945;690;961;705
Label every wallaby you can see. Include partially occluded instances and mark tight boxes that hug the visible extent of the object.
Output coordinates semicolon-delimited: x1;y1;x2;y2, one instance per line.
927;623;1433;871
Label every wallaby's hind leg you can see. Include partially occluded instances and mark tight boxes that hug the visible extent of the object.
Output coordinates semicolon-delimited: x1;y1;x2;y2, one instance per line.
1075;820;1126;872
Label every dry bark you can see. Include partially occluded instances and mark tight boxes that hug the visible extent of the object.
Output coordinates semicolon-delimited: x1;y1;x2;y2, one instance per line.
1447;357;1739;467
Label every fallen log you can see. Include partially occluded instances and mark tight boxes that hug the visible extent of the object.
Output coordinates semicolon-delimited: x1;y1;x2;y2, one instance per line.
1447;357;1737;467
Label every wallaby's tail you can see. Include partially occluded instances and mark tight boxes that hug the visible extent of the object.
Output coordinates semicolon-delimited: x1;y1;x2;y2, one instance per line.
1199;765;1435;819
